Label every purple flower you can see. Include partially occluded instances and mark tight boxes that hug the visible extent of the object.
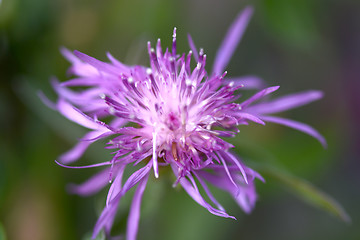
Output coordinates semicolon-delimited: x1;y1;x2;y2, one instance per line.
45;6;325;240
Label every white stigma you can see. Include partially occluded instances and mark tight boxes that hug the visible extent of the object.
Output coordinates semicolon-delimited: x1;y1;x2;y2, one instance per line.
199;48;204;56
152;131;159;178
109;107;116;114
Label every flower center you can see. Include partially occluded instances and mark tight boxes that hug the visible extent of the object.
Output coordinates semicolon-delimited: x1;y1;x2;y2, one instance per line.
166;112;181;131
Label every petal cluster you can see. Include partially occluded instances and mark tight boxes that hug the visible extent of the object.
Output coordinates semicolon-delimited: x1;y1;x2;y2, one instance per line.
46;6;325;240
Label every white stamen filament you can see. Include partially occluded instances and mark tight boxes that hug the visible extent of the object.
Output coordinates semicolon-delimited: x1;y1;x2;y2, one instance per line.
152;131;159;178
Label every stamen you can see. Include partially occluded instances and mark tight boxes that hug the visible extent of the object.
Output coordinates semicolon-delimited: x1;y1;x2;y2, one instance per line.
172;27;177;39
172;142;179;161
152;131;159;178
199;48;204;56
172;27;177;56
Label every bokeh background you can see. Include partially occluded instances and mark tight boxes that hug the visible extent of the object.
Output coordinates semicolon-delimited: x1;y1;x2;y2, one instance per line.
1;0;359;239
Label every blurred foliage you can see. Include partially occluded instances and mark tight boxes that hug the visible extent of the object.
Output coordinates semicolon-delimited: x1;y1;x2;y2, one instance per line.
1;0;360;240
255;163;350;222
260;0;320;50
0;223;6;240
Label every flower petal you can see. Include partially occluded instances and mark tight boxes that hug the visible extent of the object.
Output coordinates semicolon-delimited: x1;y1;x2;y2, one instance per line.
240;86;280;108
68;167;113;196
73;50;121;76
56;99;105;130
61;47;99;77
224;75;266;89
59;130;108;164
187;34;199;62
235;112;265;125
198;166;259;214
55;160;112;169
92;161;152;238
106;166;125;206
233;180;257;214
180;175;235;219
170;163;235;219
260;115;327;147
126;173;149;240
218;150;249;184
193;171;225;211
247;90;323;114
212;6;253;75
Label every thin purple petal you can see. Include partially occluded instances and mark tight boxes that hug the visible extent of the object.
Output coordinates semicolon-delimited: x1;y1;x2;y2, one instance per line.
68;167;113;196
224;75;266;89
235;112;265;125
240;86;280;108
61;47;99;77
106;166;125;206
56;99;106;130
212;6;253;75
172;164;235;219
73;50;121;76
197;166;258;214
60;47;80;64
193;171;225;211
93;161;152;238
247;90;324;115
55;160;112;169
218;150;249;184
180;177;235;219
59;130;106;164
260;115;327;147
187;34;199;62
126;173;149;240
38;91;57;110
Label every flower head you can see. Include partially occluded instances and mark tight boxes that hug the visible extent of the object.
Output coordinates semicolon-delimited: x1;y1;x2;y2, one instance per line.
45;6;325;240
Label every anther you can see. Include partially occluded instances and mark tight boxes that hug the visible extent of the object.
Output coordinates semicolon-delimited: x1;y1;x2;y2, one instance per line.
172;27;177;38
109;107;116;114
127;77;134;84
199;48;204;56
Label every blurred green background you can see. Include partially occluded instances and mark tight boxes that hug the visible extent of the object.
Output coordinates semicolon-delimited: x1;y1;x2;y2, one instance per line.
1;0;359;239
